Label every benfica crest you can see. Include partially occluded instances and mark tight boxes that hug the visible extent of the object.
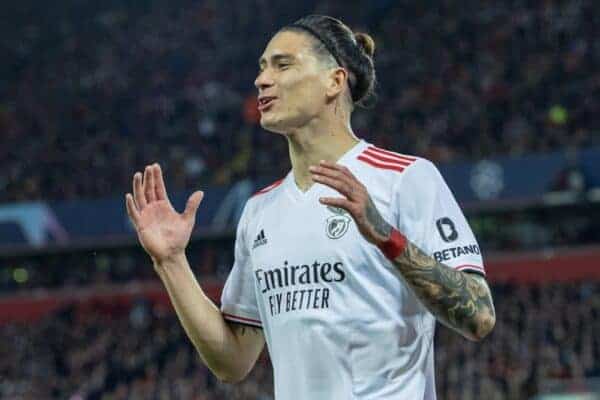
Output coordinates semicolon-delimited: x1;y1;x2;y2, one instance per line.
326;206;351;239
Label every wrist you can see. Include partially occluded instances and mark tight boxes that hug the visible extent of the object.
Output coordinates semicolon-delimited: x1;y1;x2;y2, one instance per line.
153;252;188;274
377;228;408;260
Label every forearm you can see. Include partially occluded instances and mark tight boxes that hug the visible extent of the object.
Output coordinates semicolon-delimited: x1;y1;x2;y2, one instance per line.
384;233;495;341
154;253;247;380
308;161;495;340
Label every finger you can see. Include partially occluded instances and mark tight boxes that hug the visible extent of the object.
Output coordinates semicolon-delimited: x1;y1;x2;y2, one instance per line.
318;196;354;212
153;163;169;201
144;165;156;203
317;160;346;172
310;166;359;197
183;191;204;222
312;173;355;199
133;172;147;209
339;164;357;180
318;161;356;179
312;164;364;200
125;193;140;227
310;164;355;186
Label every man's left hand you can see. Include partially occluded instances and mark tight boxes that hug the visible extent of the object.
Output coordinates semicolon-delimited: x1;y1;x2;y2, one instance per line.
310;161;392;246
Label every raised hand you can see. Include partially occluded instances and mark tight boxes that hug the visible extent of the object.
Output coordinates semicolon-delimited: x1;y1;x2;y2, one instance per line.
310;161;392;246
311;161;496;341
125;163;204;264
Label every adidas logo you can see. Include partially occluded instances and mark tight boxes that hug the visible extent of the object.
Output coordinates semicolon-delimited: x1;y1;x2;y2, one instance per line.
252;229;268;249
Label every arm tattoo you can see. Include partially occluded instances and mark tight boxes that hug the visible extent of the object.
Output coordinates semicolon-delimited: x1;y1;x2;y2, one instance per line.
392;242;495;340
363;197;495;340
228;322;261;337
365;197;392;240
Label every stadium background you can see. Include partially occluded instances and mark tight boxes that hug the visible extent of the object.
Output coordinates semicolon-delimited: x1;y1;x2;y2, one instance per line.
1;0;599;399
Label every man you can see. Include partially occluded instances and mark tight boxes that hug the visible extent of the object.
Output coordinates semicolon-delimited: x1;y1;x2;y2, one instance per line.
125;15;495;399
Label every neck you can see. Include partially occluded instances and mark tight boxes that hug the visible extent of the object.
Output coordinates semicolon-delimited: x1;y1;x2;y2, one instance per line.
286;118;359;192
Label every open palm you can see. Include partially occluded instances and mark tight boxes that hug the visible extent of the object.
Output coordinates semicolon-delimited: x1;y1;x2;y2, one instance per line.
125;163;203;263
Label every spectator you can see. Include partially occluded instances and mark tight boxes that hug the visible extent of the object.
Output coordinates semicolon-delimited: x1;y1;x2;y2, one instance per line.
1;281;598;399
0;0;597;204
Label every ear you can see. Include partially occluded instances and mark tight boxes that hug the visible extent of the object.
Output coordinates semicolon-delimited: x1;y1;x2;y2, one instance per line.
325;67;348;100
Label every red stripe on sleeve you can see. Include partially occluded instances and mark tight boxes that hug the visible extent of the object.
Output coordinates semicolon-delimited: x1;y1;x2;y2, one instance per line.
357;155;406;172
368;146;417;162
362;149;413;166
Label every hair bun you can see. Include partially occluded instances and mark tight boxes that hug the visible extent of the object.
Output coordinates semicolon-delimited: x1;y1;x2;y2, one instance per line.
354;32;375;58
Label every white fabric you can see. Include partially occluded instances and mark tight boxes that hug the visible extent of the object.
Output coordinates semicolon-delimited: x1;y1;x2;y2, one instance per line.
220;140;485;399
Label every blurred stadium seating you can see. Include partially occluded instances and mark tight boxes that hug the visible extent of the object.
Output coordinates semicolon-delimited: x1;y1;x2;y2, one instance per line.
1;0;598;202
1;0;599;399
1;249;599;399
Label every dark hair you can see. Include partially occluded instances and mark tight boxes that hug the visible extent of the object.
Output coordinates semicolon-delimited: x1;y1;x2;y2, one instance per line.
282;15;377;108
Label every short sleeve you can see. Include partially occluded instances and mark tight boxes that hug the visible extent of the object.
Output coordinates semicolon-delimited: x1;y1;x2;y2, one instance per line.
393;159;485;275
220;202;263;327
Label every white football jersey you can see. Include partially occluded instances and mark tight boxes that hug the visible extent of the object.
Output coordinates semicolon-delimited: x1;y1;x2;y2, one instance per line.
220;140;485;400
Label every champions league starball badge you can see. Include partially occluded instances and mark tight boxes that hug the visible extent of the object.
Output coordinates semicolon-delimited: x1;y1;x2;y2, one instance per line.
326;206;351;239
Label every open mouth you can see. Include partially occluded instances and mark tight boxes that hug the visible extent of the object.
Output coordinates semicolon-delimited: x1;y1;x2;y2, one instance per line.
258;97;277;111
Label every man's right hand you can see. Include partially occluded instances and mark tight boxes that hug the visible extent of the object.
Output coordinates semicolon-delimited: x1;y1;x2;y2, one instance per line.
126;163;264;382
125;163;204;264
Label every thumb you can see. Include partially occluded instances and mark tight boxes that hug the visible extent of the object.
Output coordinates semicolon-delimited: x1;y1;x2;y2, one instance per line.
183;191;204;222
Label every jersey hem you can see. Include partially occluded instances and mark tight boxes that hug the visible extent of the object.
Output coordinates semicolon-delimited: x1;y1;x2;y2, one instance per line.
222;312;263;328
223;319;264;329
455;264;486;275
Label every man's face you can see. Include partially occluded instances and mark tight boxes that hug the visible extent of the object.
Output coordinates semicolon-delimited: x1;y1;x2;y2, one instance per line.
255;31;331;134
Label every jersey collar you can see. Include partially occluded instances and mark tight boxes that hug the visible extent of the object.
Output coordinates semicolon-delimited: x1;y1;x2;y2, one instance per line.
283;139;370;202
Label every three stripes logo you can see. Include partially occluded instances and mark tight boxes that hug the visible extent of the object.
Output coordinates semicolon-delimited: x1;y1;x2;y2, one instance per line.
357;146;417;173
252;229;268;249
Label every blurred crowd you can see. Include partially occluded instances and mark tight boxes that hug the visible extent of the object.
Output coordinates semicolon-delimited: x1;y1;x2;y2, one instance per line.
1;281;598;399
0;241;230;292
0;240;231;293
3;199;600;291
0;302;274;400
436;281;600;399
1;0;598;203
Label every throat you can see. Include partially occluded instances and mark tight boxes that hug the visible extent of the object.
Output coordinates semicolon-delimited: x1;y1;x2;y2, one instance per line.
293;172;315;193
287;131;360;193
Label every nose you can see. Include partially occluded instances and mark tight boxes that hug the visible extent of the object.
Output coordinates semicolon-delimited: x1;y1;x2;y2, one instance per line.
254;69;274;91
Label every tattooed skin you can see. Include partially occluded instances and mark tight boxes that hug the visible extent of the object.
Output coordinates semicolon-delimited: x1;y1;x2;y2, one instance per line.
309;161;495;340
392;242;496;340
228;323;262;337
365;197;392;241
364;198;495;341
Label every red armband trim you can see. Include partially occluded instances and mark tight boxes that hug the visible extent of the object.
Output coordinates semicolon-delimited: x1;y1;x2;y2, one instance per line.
377;228;408;260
